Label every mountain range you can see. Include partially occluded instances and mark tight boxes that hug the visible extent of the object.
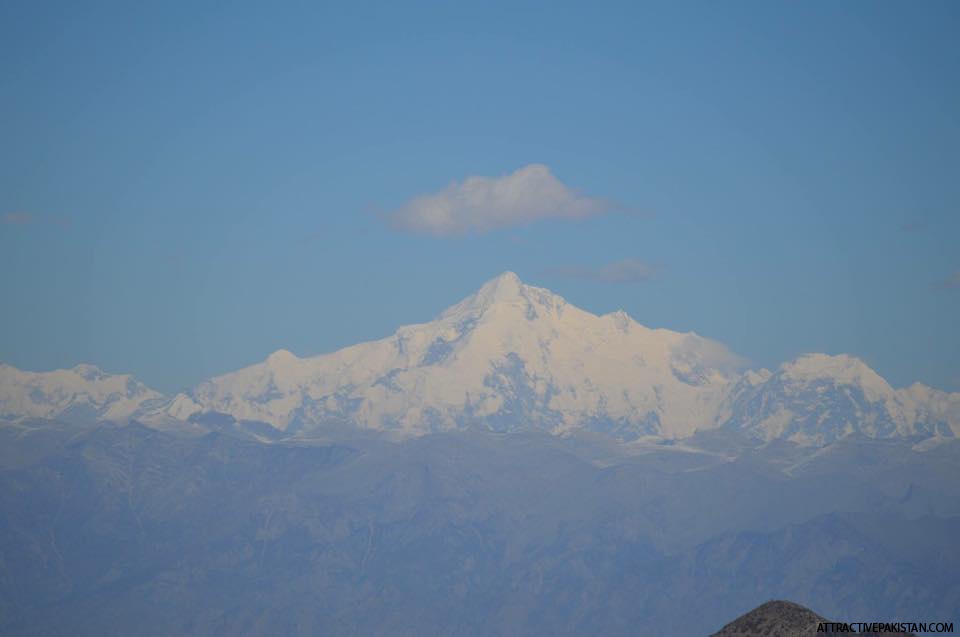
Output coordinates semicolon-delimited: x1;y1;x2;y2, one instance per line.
3;272;959;635
3;272;957;446
2;420;956;636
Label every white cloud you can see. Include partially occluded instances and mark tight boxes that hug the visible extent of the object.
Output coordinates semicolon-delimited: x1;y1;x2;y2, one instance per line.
388;164;613;236
548;258;662;284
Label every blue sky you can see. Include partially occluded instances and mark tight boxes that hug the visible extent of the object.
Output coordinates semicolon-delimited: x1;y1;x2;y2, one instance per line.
1;0;958;393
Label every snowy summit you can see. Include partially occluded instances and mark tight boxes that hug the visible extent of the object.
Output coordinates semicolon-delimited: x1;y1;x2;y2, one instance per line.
1;273;958;446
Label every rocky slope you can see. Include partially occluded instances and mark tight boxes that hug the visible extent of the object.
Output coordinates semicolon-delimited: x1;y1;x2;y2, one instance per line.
711;600;916;636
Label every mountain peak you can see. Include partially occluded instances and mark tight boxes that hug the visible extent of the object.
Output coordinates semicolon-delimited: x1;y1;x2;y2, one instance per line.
780;353;891;395
71;363;107;380
711;600;828;636
267;349;298;364
477;270;523;300
0;362;161;424
439;271;548;319
711;600;917;636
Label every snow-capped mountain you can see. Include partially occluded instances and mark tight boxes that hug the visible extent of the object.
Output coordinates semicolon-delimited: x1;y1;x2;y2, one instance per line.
720;353;960;445
2;272;958;445
0;363;162;424
171;272;744;440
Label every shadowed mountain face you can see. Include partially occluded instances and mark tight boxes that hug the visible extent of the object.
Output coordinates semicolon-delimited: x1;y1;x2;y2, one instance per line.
1;421;957;636
711;600;916;636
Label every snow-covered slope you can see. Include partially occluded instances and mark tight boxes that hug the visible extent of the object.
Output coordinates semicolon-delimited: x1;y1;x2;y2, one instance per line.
3;273;958;446
179;272;743;439
720;353;960;445
0;363;162;424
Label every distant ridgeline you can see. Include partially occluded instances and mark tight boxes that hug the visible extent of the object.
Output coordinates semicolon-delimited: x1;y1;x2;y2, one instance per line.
2;273;958;446
1;420;958;636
